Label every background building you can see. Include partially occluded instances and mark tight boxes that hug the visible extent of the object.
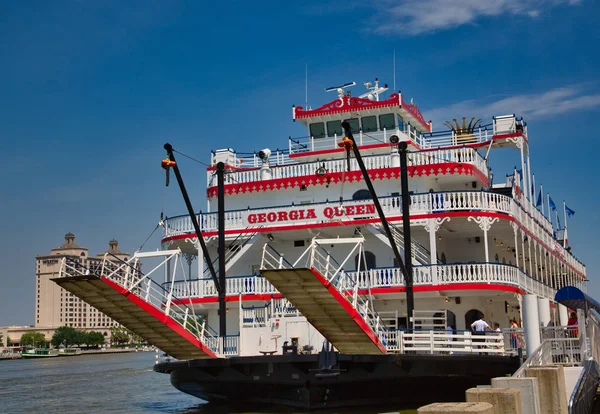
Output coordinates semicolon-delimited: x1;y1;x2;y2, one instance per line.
35;233;129;329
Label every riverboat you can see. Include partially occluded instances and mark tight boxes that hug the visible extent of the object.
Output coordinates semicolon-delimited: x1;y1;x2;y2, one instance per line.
58;347;82;356
54;78;586;410
22;348;59;358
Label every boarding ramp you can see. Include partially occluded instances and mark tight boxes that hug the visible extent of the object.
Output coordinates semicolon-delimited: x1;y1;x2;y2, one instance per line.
260;237;388;354
54;250;222;360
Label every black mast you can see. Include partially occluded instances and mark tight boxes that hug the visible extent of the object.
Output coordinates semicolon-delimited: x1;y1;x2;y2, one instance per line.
398;141;415;327
341;123;415;328
217;162;227;341
163;144;226;339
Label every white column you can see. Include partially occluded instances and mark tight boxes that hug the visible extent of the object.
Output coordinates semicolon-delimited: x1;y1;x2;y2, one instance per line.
513;225;520;268
483;227;490;263
527;155;533;202
521;235;526;273
558;304;569;326
527;238;533;277
537;297;551;327
523;294;541;358
520;140;528;202
428;219;437;266
197;241;204;296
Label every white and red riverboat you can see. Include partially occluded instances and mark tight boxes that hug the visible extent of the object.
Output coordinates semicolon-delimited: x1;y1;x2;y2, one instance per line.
55;79;587;410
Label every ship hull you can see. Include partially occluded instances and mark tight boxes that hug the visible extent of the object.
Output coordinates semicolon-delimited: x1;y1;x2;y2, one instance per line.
155;353;520;410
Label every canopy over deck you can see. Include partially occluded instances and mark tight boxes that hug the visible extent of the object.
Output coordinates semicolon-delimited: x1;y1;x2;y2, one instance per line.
555;286;600;315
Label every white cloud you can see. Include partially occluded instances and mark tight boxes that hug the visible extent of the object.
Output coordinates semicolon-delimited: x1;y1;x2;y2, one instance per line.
424;87;600;128
367;0;581;35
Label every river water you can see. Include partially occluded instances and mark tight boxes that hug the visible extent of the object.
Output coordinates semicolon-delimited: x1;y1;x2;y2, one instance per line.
0;352;416;413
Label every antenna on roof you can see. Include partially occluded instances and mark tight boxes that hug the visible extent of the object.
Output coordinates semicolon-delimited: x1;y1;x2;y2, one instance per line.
325;82;356;99
393;49;396;92
359;78;389;101
305;63;308;109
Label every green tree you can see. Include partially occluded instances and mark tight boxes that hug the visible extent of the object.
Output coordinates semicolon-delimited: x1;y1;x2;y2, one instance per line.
86;331;106;347
51;326;78;347
110;326;130;346
73;330;88;346
20;332;47;347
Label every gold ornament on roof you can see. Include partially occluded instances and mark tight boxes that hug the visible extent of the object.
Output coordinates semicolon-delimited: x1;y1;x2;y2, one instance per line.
443;117;482;144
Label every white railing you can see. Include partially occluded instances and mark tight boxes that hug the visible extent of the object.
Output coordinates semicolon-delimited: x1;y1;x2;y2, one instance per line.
271;297;300;318
163;188;585;278
386;330;506;354
170;274;279;298
169;262;557;302
207;147;488;188
420;126;494;149
165;190;512;237
221;335;239;356
241;304;268;327
58;251;224;357
289;128;424;156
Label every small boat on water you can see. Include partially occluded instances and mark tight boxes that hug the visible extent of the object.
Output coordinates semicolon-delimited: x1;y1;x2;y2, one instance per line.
21;348;59;358
58;347;82;356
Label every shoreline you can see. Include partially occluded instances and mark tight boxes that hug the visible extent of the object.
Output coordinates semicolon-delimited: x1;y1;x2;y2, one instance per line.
0;347;155;361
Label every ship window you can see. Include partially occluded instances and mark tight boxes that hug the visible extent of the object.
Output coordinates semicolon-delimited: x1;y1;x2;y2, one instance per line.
379;114;395;130
309;122;325;139
352;189;371;200
361;116;377;133
327;120;343;137
397;115;404;130
343;118;360;133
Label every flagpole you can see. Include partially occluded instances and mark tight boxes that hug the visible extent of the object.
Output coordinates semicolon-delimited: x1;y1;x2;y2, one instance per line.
547;193;551;224
540;184;544;216
532;174;536;208
563;200;568;248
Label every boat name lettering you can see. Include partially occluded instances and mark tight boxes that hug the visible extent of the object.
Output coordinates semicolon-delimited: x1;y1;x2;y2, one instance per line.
247;209;317;224
323;204;376;219
245;204;377;225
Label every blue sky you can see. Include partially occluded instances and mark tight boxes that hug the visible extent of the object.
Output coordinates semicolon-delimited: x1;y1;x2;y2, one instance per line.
1;0;599;325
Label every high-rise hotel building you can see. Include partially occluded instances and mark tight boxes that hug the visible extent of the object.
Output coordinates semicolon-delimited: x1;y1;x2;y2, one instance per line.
35;233;129;329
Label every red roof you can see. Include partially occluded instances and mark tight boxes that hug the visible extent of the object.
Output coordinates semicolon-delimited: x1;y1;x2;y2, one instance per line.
293;92;431;131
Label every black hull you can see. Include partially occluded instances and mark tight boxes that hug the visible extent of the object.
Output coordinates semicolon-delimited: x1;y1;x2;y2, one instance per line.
155;353;520;410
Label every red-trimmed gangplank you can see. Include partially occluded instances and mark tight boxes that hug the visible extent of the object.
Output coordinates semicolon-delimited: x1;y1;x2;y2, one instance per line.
53;251;220;360
261;239;388;355
53;275;217;360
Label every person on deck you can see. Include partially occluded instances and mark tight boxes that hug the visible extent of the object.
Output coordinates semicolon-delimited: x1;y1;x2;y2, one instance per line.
510;319;520;349
567;312;578;337
471;315;492;350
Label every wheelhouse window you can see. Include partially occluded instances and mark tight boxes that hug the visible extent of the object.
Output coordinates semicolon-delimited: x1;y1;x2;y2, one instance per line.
309;122;325;139
327;120;343;137
361;116;377;133
397;115;404;130
379;114;395;130
343;118;360;133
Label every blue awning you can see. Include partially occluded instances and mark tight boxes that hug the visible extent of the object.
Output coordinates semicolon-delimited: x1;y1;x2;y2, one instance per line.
554;286;600;315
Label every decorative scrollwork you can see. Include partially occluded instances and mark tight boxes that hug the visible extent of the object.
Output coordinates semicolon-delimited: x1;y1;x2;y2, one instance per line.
467;216;499;232
182;253;196;266
423;217;451;233
504;136;523;149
